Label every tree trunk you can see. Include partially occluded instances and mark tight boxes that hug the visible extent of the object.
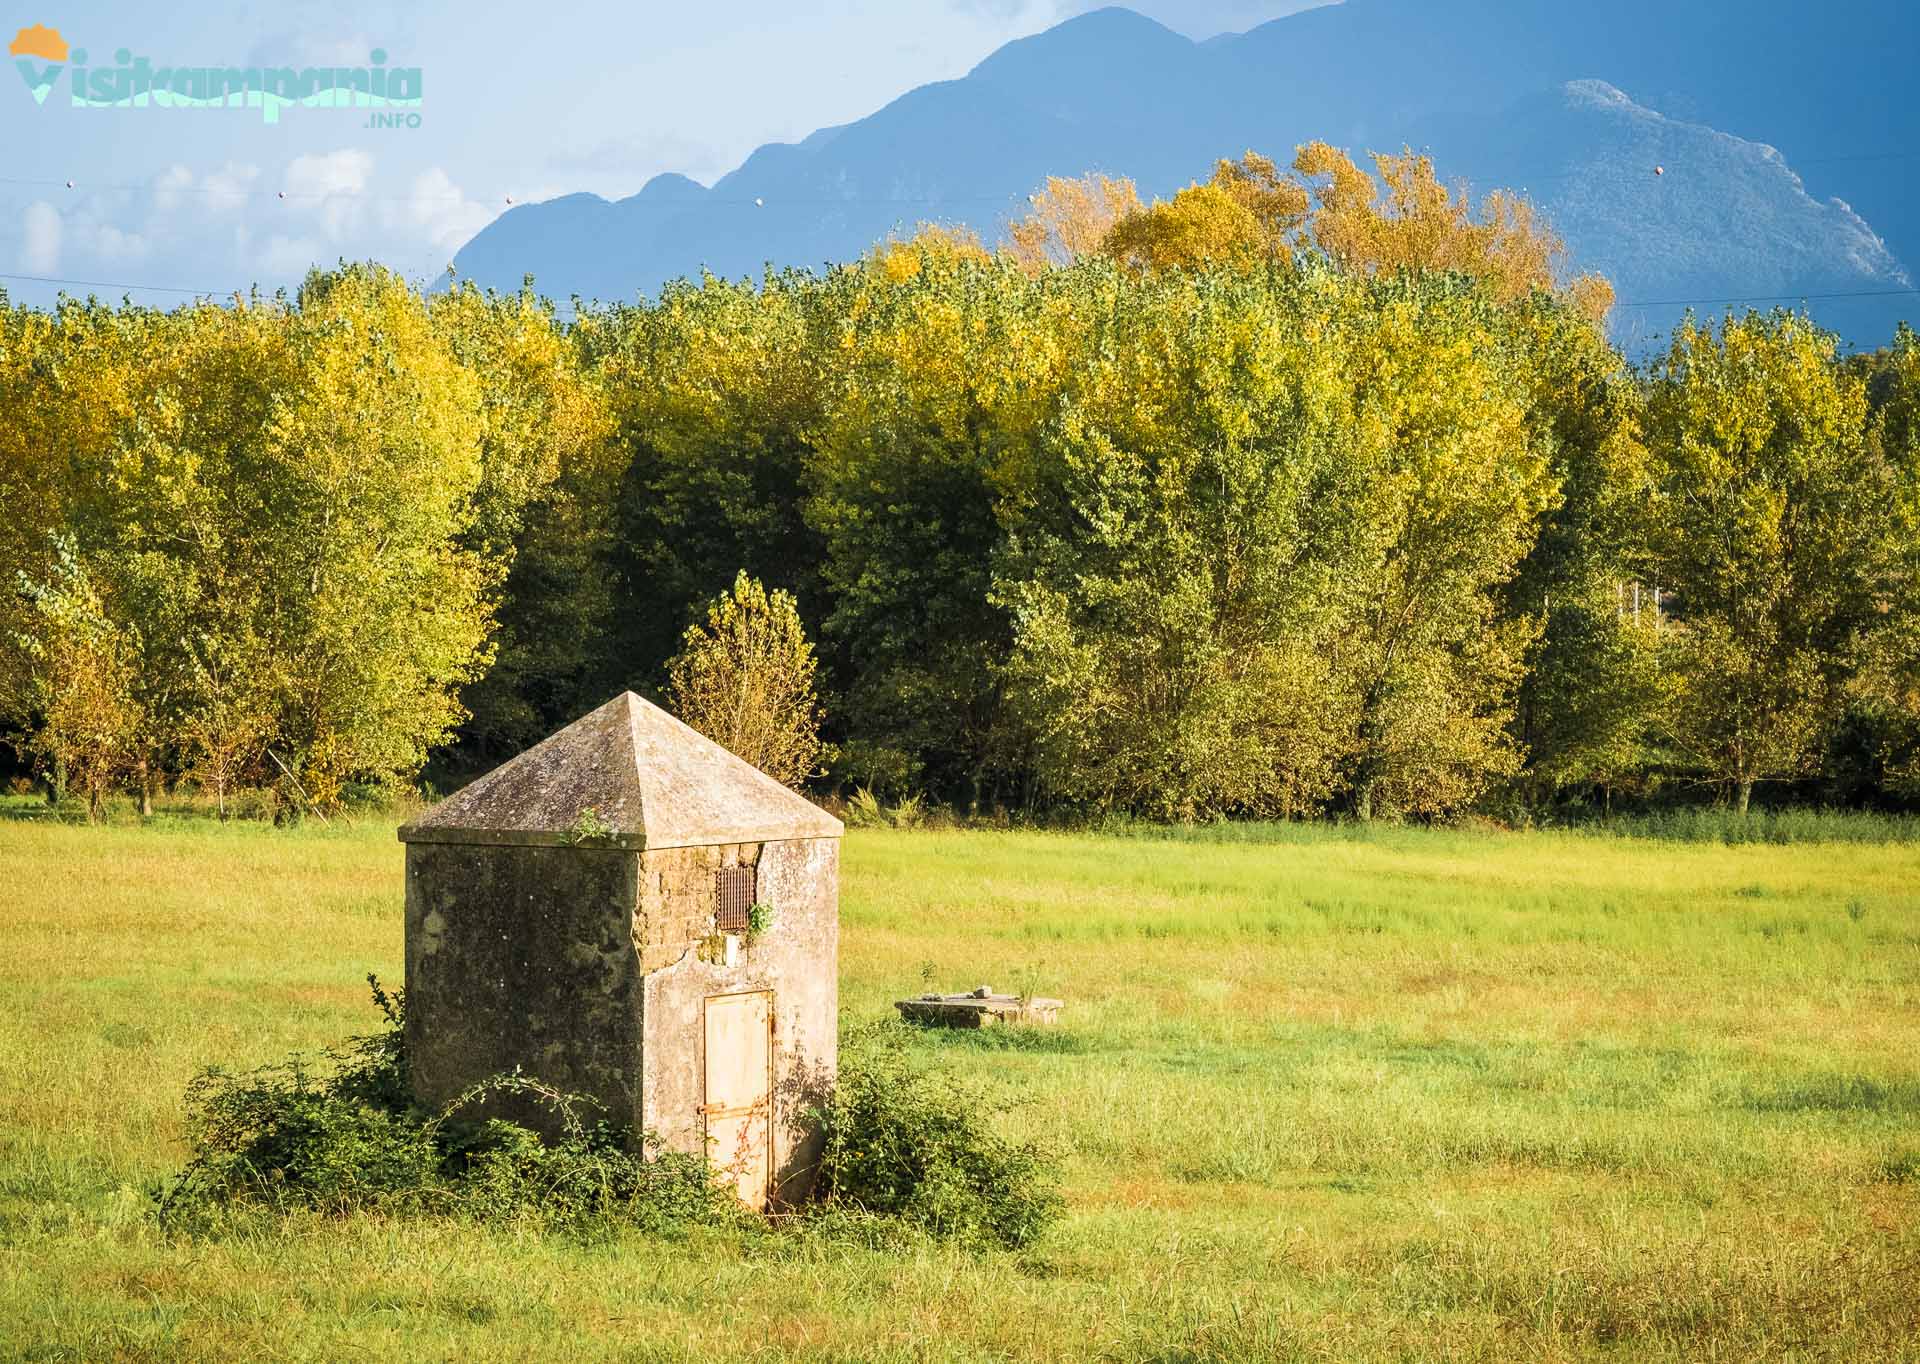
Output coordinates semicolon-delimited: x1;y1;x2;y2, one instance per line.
1354;690;1385;825
1737;778;1753;817
138;759;154;818
47;753;66;806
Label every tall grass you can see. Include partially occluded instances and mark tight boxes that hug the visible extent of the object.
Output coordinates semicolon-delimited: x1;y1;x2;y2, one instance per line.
1582;805;1920;844
1092;805;1920;846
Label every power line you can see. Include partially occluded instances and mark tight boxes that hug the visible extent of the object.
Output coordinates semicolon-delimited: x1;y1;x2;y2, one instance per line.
0;271;232;297
0;270;601;314
0;174;1031;210
1612;285;1920;310
0;175;474;203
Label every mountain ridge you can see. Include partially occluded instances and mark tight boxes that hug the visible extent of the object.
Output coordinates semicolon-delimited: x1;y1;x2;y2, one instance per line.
449;0;1918;347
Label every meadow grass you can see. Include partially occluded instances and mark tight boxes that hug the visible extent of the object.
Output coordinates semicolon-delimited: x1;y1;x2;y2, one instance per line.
0;813;1915;1361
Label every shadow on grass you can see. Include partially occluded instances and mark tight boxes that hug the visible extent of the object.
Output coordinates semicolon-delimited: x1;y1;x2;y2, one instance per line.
1742;1074;1920;1115
886;1020;1097;1056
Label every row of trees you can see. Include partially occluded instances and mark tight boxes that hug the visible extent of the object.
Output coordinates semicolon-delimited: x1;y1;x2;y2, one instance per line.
3;145;1917;819
0;268;604;816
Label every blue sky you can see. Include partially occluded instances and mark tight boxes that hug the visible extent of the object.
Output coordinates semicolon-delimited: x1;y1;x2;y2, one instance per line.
0;1;1324;307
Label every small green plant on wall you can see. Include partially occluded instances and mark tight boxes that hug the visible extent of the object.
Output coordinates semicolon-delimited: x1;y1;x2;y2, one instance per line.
747;901;775;938
562;806;615;846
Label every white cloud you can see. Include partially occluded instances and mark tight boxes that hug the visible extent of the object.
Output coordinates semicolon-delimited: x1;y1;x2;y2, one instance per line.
13;151;499;300
245;29;379;70
76;220;151;266
153;165;197;215
943;0;1054;20
21;202;61;274
285;150;374;242
285;150;374;197
387;167;493;256
259;234;327;280
202;163;264;213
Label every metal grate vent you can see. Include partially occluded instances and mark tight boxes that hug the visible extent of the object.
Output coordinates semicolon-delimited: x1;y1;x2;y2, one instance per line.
714;865;755;934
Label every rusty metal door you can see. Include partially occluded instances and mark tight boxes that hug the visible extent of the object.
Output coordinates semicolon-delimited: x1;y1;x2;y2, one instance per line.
702;990;773;1210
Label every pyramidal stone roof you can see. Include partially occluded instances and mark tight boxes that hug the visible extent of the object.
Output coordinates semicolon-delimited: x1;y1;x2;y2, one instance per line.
399;692;843;850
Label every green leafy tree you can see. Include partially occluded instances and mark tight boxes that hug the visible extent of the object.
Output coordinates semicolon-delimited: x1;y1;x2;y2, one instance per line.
15;548;143;820
1328;279;1558;820
993;268;1558;821
1502;297;1662;806
1846;324;1920;798
806;252;1059;807
5;270;503;813
58;295;291;814
1518;604;1666;807
0;293;60;751
666;571;824;789
993;267;1353;818
430;284;617;762
265;266;495;805
1646;311;1886;813
0;293;160;797
595;273;830;687
177;628;274;818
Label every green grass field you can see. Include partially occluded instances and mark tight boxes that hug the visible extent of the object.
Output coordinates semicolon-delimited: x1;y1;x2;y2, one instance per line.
1;814;1916;1361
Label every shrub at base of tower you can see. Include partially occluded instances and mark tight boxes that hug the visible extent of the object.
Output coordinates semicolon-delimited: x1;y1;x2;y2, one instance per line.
158;983;1064;1252
157;979;734;1234
806;1026;1063;1249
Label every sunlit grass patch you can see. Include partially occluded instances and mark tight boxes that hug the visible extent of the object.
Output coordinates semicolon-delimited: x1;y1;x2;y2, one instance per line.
1;817;1915;1359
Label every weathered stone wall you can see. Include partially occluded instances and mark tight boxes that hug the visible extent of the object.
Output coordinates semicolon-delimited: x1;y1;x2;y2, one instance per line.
639;836;839;1206
636;841;760;972
404;842;642;1133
